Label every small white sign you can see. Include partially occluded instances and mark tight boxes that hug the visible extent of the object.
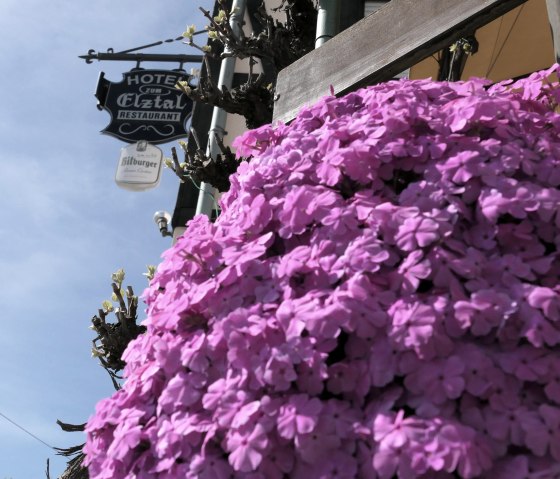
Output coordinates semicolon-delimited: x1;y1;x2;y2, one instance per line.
115;141;163;191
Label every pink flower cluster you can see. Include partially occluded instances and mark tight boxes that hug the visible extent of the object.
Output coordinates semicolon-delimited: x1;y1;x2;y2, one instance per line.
85;65;560;478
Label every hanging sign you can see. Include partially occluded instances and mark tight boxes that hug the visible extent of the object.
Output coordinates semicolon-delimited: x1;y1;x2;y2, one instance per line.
95;69;193;144
115;141;163;191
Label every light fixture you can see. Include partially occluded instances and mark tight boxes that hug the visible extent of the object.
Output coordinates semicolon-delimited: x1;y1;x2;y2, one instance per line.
153;210;173;237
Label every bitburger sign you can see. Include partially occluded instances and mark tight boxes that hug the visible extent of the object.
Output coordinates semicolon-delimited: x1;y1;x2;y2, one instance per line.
115;141;163;191
95;69;193;144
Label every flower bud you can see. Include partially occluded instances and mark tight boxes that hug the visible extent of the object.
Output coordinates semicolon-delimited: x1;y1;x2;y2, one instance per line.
102;300;114;312
111;268;125;285
214;10;226;24
182;24;196;40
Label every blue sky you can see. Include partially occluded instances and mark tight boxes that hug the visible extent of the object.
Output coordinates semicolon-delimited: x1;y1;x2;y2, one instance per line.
0;0;211;477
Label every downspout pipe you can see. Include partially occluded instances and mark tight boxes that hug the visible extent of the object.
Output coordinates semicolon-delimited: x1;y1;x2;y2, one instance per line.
546;0;560;62
195;0;247;217
315;0;342;48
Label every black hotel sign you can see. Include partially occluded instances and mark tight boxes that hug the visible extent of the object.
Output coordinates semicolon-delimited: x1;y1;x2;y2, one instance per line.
95;69;193;144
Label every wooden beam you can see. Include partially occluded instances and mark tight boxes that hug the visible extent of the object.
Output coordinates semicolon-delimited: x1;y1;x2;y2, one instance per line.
547;0;560;62
273;0;528;123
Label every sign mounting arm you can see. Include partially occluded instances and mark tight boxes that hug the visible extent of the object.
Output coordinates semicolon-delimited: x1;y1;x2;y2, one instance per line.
79;51;203;65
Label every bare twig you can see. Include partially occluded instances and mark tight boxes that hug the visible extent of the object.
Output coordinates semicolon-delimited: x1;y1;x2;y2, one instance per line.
56;420;86;433
90;281;145;389
177;0;318;129
168;131;245;193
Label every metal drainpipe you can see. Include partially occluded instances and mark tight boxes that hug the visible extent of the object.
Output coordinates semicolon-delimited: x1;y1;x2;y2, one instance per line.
546;0;560;62
195;0;247;217
315;0;342;48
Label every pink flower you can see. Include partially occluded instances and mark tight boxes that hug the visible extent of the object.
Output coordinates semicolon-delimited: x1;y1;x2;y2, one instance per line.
544;356;560;403
373;445;416;479
226;424;269;472
454;290;517;336
497;346;549;382
389;300;439;359
277;185;340;238
257;445;294;478
157;371;206;414
521;404;560;460
263;349;297;391
439;150;481;184
187;453;233;479
424;420;493;478
277;394;322;440
527;286;560;321
336;231;390;274
487;455;530;479
374;410;424;449
295;419;342;463
295;351;327;395
519;301;560;347
397;250;431;293
405;356;465;404
456;344;496;396
326;362;360;394
314;450;358;479
106;421;143;461
395;213;441;251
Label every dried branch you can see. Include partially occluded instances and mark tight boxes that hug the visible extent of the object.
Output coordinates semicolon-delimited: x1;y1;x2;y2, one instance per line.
55;432;88;479
55;443;88;479
167;127;243;192
200;0;318;72
178;0;318;129
90;279;144;388
437;35;479;81
177;57;274;128
56;420;86;433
